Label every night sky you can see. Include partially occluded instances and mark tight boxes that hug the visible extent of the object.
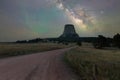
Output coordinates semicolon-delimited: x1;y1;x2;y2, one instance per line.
0;0;120;42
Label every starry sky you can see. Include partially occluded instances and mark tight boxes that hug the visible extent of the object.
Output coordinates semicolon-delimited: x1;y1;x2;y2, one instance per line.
0;0;120;42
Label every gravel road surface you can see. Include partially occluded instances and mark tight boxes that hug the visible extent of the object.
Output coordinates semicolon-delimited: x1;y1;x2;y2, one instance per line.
0;48;79;80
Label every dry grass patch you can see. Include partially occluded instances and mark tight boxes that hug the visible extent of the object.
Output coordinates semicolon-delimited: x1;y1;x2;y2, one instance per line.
0;43;69;58
65;47;120;80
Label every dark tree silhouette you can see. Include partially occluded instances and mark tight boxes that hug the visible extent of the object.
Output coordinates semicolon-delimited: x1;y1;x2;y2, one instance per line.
16;38;43;43
113;33;120;48
93;35;110;49
16;40;27;43
77;41;82;46
28;38;43;43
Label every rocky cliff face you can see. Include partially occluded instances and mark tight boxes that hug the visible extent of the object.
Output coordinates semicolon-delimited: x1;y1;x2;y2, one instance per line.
59;24;79;39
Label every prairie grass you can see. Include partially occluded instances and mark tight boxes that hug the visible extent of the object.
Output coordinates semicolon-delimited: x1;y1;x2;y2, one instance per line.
65;47;120;80
0;43;68;58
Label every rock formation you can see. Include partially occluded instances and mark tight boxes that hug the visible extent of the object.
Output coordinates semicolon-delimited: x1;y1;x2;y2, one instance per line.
59;24;79;41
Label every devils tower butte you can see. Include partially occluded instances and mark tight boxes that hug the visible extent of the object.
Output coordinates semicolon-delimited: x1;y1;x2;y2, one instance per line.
59;24;79;39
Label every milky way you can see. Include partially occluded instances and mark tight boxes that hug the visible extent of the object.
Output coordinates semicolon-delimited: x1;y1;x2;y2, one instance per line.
0;0;120;41
56;0;96;31
55;0;120;36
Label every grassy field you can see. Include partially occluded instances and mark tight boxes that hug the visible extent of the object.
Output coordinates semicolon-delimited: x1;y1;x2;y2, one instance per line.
65;45;120;80
0;43;69;58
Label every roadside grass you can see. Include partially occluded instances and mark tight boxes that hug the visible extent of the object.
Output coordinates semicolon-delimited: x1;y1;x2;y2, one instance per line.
64;47;120;80
0;43;69;58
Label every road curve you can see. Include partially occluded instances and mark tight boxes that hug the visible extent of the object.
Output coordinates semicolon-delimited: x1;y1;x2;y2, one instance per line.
0;48;79;80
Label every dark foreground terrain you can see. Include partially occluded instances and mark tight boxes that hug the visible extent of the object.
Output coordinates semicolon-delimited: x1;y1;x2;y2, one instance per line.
0;48;79;80
65;45;120;80
0;43;69;58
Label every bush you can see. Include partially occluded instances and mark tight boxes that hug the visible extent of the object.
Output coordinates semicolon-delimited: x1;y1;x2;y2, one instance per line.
77;41;82;46
113;33;120;48
93;35;110;49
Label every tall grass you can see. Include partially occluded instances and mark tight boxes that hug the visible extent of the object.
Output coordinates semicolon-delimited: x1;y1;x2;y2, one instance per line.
65;47;120;80
0;43;68;58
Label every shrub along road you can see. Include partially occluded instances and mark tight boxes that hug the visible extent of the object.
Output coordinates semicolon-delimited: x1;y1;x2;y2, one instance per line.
0;48;79;80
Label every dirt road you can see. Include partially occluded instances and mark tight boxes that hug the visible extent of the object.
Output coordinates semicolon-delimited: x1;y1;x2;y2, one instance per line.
0;48;79;80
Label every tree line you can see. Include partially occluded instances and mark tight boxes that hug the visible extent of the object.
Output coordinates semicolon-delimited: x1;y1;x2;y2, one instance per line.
15;33;120;49
93;33;120;49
